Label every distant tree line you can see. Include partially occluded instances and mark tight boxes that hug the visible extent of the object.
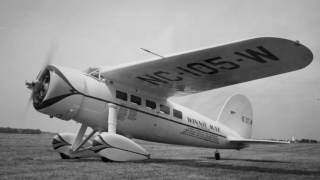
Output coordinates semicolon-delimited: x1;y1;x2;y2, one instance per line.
295;139;318;143
0;127;41;134
263;138;318;144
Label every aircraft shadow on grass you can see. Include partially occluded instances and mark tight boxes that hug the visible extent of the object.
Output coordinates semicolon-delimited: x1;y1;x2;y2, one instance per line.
54;157;320;176
204;157;288;163
135;158;320;176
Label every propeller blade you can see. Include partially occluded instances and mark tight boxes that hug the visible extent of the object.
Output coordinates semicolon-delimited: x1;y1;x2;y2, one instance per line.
21;92;33;121
44;41;57;67
36;42;57;80
26;92;33;110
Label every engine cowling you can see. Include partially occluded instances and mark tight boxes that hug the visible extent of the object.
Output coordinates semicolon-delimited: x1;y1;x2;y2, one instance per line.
32;65;112;129
33;65;85;120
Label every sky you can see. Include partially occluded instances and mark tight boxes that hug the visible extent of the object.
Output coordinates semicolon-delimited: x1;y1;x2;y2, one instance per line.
0;0;319;140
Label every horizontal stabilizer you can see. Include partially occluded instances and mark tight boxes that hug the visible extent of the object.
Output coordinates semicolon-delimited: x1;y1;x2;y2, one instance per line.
228;137;290;144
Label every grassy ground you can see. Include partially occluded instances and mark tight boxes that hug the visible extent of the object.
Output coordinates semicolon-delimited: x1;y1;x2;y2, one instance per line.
0;133;319;180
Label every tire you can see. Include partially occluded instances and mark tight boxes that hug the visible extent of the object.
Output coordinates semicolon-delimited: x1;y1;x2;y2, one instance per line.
215;152;220;160
59;153;71;159
101;157;113;162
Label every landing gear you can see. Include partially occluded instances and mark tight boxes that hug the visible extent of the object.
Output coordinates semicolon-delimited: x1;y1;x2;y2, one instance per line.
55;103;150;162
215;150;221;160
59;153;71;159
59;153;80;159
52;126;98;159
101;157;113;162
71;124;88;151
91;103;150;162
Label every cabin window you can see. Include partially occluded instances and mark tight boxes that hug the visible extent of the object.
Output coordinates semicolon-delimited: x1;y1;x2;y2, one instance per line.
173;109;182;119
160;104;170;114
116;90;127;101
130;95;141;105
146;100;156;109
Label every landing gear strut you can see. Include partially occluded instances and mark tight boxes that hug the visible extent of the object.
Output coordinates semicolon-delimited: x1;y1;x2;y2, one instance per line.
70;124;97;153
215;150;221;160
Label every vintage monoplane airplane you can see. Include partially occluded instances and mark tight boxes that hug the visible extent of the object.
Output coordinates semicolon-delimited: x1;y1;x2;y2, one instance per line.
26;37;313;161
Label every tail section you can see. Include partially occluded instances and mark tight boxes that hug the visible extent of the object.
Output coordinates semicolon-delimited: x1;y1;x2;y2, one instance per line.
218;94;253;139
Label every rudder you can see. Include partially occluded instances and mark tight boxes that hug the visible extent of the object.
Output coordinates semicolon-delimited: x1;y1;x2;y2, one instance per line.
217;94;253;139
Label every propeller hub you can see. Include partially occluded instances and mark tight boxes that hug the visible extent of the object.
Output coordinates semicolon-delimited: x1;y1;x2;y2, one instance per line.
25;81;35;90
26;69;51;107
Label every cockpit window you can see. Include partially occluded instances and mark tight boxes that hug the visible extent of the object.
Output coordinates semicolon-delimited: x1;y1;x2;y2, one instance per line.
90;72;99;79
87;67;103;80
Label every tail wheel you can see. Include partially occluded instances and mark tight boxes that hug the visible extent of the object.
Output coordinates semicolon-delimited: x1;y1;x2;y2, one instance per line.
215;151;221;160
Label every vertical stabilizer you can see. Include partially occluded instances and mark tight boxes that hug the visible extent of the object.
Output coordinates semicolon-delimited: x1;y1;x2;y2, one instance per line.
218;94;253;138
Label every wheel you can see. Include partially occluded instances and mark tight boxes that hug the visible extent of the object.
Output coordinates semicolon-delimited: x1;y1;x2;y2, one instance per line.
101;157;113;162
214;151;220;160
59;153;71;159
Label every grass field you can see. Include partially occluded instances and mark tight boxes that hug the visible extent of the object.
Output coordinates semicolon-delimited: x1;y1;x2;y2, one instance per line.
0;133;320;180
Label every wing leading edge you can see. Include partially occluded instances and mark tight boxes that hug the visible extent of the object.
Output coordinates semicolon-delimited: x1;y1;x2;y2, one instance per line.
101;37;313;98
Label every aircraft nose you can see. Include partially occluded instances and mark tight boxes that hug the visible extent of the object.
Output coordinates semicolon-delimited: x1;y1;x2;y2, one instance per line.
32;65;82;110
29;65;86;120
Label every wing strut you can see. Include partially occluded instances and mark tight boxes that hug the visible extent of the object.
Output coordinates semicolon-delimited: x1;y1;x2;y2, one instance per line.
107;103;118;134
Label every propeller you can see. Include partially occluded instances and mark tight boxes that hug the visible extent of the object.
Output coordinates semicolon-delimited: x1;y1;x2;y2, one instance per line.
36;42;57;80
23;42;57;118
21;87;34;121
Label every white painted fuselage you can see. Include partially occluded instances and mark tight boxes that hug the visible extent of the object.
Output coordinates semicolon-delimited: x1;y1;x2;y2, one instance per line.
44;70;240;150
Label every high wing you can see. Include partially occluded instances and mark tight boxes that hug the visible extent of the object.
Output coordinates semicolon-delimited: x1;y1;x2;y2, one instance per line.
228;137;290;144
100;37;313;98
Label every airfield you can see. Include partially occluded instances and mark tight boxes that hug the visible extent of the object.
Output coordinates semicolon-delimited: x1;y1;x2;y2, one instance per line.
0;133;320;180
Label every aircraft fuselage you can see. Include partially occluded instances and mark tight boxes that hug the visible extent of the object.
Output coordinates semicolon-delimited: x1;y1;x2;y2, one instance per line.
36;65;241;150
